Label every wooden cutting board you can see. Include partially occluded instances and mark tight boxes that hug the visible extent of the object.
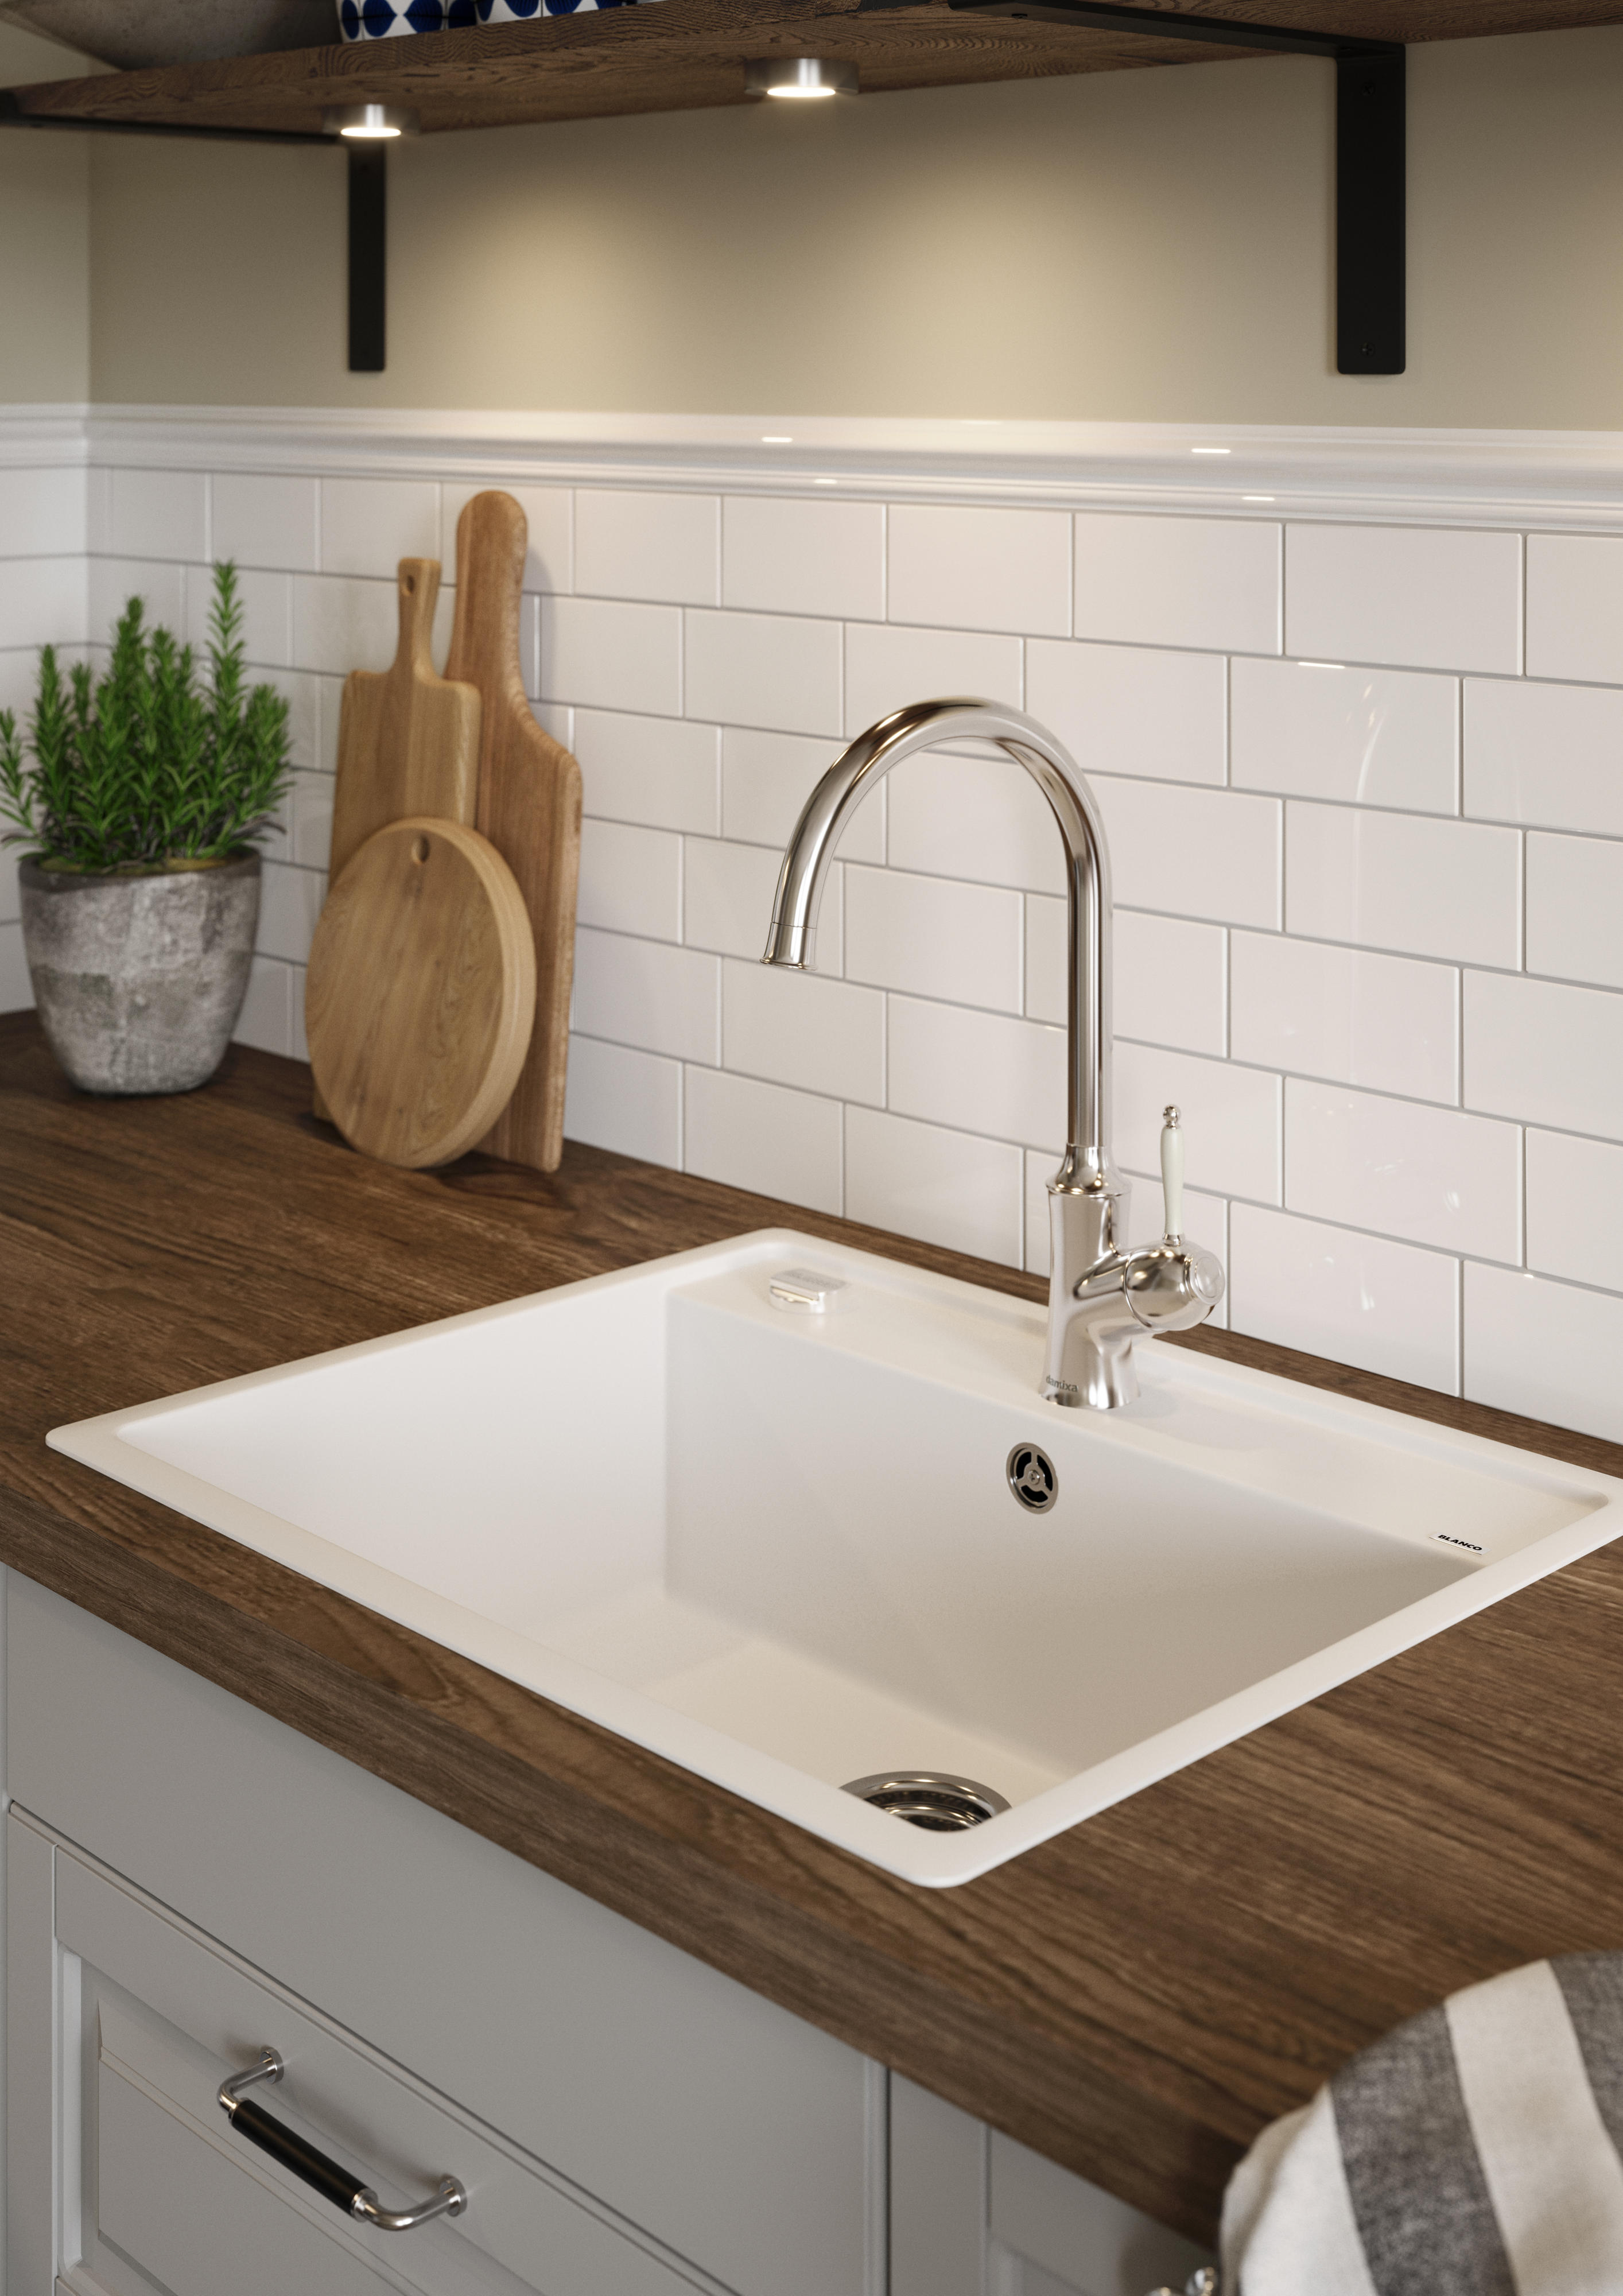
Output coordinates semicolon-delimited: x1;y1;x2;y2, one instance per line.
445;491;582;1174
305;817;536;1172
314;559;483;1124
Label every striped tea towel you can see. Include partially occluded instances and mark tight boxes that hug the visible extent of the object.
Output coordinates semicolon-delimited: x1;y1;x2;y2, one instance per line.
1220;1954;1623;2295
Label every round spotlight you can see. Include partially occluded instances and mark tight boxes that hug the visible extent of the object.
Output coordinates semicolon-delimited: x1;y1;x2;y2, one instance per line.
744;57;858;100
324;103;420;139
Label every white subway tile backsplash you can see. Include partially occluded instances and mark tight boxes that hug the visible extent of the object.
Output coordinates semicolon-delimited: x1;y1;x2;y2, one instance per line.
1032;896;1232;1047
1464;1263;1623;1444
107;468;207;563
1286;1079;1521;1261
543;596;682;716
1525;533;1623;684
1526;833;1623;989
685;1067;842;1215
577;488;716;606
0;467;85;559
262;768;334;872
1228;1204;1459;1393
1092;777;1282;928
1465;677;1623;836
572;928;719;1064
1114;1042;1282;1201
687;837;837;969
1285;523;1522;675
258;861;325;968
723;496;883;620
1465;972;1623;1142
212;475;319;574
844;622;1021;736
887;745;1063;897
1026;640;1226;786
1230;933;1457;1104
290;573;395;678
1231;657;1457;813
888;505;1069;637
723;957;883;1103
90;554;182;642
1284;803;1520;968
564;1035;682;1166
845;1106;1023;1267
575;709;720;836
721;726;882;862
232;956;293;1058
1527;1130;1623;1294
0;920;28;1013
888;996;1066;1148
47;433;1623;1445
444;482;572;596
686;607;842;736
576;817;681;940
1074;513;1280;654
320;478;438;578
844;864;1022;1011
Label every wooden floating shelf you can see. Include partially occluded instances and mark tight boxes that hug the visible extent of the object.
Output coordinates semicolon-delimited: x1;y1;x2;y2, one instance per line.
6;0;1623;138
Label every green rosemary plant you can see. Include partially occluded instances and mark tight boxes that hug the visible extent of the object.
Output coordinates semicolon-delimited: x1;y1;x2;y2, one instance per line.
0;563;293;874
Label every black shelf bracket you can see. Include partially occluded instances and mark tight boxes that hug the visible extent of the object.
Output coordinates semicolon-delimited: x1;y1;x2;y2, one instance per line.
0;91;387;377
861;0;1407;375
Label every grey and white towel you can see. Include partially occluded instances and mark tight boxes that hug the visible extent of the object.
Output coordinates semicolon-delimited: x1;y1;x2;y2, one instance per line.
1220;1954;1623;2295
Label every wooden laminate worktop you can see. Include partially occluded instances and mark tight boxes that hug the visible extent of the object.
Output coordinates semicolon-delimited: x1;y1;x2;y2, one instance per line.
3;1006;1622;2244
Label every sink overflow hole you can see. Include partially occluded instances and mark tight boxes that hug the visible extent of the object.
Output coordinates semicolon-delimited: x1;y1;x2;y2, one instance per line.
842;1772;1011;1832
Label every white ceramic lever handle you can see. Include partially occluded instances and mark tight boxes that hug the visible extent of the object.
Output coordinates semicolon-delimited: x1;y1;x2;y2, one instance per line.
1160;1106;1183;1239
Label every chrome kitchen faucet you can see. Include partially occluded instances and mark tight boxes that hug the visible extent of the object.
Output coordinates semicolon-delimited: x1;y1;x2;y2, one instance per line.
762;698;1225;1409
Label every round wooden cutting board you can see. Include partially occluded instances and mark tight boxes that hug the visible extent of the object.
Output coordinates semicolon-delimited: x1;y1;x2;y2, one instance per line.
306;817;536;1170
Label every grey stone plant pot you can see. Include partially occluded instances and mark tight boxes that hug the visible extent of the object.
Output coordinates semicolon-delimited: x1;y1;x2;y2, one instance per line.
19;854;261;1097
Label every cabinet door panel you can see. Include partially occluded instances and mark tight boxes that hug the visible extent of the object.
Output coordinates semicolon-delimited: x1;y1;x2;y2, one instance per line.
11;1580;879;2296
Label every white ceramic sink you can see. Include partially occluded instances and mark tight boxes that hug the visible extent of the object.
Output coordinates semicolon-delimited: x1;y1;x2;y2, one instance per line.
51;1231;1623;1885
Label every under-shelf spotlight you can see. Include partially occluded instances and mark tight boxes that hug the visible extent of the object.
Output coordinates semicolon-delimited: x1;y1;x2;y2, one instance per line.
746;58;858;100
324;103;419;138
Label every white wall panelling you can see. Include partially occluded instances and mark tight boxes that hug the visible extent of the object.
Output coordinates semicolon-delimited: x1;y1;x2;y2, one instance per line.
10;409;1623;1441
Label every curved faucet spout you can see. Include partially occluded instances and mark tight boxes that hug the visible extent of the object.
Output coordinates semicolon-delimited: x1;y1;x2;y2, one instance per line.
764;698;1115;1178
761;696;1221;1411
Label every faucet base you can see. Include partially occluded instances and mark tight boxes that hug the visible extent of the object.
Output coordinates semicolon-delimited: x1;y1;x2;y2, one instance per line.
1043;1352;1141;1412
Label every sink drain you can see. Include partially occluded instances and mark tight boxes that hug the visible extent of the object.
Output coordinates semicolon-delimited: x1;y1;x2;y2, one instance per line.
841;1772;1011;1832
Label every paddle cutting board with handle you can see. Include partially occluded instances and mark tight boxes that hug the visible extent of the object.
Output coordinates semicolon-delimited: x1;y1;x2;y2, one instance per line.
445;491;582;1174
314;559;484;1123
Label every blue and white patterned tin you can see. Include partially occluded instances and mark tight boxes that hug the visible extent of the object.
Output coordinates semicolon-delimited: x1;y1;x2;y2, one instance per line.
469;0;661;19
337;0;446;39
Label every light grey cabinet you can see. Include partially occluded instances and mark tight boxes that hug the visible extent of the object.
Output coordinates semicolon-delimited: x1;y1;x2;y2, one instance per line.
3;1573;1212;2296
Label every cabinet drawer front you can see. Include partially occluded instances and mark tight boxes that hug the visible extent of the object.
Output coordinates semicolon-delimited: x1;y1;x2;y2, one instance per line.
98;2065;421;2296
59;1841;724;2296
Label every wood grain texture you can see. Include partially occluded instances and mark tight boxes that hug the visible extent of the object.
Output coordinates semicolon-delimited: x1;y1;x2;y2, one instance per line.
316;559;482;1127
10;0;1623;137
306;817;535;1169
3;1005;1623;2245
328;561;480;890
446;492;581;1176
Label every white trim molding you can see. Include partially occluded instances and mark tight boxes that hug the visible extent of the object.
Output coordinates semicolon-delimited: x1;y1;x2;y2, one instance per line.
40;405;1623;531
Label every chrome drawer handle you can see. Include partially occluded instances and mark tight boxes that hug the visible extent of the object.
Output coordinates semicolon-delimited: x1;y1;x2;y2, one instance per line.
219;2048;467;2232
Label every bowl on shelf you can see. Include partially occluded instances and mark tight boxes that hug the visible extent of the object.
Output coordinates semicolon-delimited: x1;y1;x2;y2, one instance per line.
458;0;661;19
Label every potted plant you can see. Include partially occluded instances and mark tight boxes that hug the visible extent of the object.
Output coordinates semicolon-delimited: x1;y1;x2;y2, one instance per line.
0;563;293;1096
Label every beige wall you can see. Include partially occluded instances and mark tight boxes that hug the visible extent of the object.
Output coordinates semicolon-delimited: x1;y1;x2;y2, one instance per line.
0;23;92;404
75;22;1623;425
